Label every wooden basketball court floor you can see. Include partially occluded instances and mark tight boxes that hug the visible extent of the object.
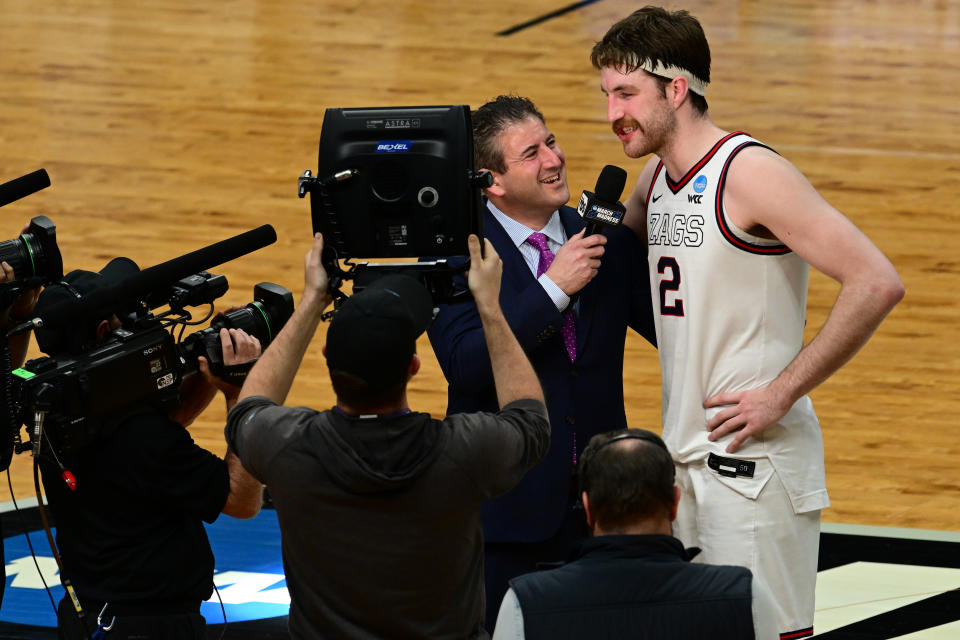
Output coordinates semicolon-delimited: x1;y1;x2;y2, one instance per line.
0;1;957;637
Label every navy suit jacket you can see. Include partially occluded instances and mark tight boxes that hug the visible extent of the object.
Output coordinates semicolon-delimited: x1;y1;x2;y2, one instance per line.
427;204;656;543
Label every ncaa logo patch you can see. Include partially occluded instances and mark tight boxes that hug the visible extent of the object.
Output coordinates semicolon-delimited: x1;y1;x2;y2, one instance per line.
2;508;290;629
375;141;413;153
693;175;708;193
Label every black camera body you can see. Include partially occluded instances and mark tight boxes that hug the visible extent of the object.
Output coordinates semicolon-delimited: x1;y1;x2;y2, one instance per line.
298;105;490;308
9;277;294;456
13;324;182;452
305;105;483;259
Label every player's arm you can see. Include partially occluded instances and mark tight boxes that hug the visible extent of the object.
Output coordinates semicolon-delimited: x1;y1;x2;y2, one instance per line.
621;156;660;243
705;147;904;452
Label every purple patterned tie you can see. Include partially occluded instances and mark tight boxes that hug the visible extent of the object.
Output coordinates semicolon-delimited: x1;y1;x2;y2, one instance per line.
526;232;577;362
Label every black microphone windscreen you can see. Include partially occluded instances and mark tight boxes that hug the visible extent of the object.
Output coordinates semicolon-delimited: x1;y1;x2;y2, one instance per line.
120;224;278;298
594;165;627;202
38;224;278;328
0;169;51;209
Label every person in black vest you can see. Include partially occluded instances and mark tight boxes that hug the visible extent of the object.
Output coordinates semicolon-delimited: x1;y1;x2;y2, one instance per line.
493;428;778;639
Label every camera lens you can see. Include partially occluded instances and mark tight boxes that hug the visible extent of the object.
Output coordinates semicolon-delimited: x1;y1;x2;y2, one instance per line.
0;216;63;290
179;282;294;376
0;234;42;278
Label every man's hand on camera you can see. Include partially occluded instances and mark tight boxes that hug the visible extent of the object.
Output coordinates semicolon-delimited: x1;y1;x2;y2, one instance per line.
466;234;503;319
1;260;40;327
199;327;262;398
303;232;332;312
173;329;262;426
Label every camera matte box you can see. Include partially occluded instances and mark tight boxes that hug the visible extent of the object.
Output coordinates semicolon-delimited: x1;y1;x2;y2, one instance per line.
312;105;482;259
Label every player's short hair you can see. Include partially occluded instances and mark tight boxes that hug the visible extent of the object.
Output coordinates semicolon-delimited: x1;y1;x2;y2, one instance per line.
578;428;676;531
591;6;710;115
472;95;546;174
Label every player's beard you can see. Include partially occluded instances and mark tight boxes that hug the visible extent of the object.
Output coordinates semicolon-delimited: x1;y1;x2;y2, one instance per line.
620;102;678;159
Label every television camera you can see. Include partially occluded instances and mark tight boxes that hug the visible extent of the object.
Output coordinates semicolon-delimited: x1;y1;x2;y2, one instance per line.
1;225;291;469
296;105;492;310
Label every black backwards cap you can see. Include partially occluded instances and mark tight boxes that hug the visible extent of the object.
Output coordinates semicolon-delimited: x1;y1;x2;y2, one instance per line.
325;274;435;391
33;257;140;355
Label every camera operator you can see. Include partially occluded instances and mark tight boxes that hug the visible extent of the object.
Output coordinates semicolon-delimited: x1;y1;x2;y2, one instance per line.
225;233;550;638
0;224;41;608
32;257;264;640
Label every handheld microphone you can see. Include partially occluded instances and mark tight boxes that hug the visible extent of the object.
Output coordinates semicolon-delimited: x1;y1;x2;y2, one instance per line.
577;165;627;236
0;169;51;209
35;224;278;329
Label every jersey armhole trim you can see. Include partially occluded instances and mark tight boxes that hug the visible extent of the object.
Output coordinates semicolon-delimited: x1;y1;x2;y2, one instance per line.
715;141;792;256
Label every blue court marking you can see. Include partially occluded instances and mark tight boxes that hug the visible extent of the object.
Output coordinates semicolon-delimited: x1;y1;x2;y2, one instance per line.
2;508;288;627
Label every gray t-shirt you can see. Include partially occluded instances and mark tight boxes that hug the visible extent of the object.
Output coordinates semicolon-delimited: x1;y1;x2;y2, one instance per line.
225;396;549;639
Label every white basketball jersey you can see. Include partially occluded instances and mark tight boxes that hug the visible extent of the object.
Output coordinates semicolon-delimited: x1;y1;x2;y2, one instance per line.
646;132;828;513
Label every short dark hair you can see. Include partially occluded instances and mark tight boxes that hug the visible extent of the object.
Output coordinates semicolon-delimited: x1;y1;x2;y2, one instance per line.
578;428;676;531
329;368;407;412
472;95;545;174
591;6;710;115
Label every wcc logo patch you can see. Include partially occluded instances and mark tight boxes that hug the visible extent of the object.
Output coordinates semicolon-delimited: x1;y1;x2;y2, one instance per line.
688;175;708;204
2;507;290;631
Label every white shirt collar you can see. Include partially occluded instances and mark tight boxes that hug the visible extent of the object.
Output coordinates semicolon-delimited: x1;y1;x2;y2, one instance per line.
486;201;566;249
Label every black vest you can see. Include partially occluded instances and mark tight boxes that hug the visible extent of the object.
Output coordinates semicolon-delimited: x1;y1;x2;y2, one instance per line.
509;534;755;640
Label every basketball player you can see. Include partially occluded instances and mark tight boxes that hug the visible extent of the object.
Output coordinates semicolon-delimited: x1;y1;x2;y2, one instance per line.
591;7;904;639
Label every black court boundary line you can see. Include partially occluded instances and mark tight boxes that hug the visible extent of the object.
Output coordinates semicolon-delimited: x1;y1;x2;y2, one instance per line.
497;0;602;36
819;532;960;572
814;589;959;640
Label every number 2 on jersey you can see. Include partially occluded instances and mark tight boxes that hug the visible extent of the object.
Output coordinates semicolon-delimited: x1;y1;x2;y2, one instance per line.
657;256;684;316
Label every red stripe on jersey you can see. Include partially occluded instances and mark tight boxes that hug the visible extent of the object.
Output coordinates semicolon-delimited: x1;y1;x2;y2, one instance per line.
665;131;747;194
645;162;664;207
780;627;814;639
714;141;792;256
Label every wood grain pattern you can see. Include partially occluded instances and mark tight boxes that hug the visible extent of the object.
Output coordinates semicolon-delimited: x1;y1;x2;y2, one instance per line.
1;0;957;530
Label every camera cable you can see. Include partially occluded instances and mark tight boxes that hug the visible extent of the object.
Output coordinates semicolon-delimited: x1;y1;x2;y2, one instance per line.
33;446;97;639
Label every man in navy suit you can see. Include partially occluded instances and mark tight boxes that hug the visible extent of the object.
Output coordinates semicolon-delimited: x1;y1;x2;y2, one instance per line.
428;95;657;628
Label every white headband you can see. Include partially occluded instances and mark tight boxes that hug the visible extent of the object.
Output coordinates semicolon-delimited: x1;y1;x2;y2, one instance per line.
635;59;708;97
